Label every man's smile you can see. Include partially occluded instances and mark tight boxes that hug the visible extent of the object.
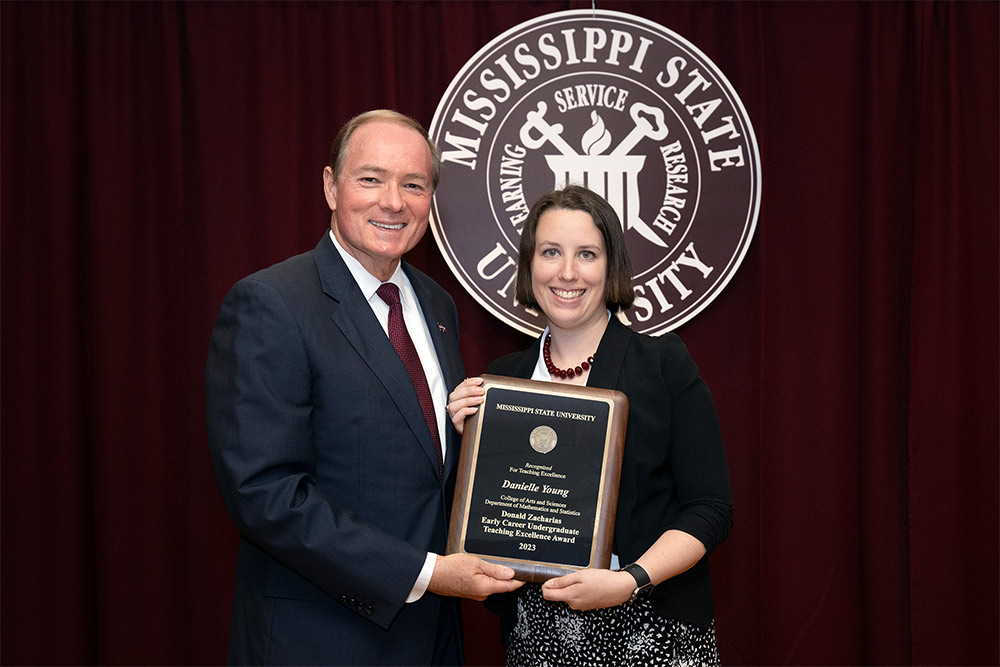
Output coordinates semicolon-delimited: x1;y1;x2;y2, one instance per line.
370;220;407;230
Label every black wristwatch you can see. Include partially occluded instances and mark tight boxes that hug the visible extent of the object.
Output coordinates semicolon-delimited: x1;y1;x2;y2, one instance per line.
619;562;654;603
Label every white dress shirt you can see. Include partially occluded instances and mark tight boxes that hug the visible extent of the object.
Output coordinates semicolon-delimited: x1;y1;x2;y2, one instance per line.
329;230;443;602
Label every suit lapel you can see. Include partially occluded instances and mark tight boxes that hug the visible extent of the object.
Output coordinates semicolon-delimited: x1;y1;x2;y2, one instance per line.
510;336;543;379
313;236;444;478
407;270;459;390
406;266;465;481
587;316;631;391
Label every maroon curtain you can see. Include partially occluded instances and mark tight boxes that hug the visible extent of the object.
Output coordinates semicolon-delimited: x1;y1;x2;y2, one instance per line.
2;2;996;665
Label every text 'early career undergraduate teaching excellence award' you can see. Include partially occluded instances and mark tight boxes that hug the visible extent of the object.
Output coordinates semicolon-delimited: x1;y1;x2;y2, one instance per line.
447;375;628;583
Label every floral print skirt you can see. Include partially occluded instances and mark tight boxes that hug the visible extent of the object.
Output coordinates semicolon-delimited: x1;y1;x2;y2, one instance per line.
506;584;721;667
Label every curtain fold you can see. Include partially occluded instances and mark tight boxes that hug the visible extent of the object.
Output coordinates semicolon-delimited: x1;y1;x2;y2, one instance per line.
907;3;999;665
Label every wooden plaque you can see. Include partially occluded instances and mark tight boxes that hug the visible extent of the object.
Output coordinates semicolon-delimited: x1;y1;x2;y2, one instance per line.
447;375;628;583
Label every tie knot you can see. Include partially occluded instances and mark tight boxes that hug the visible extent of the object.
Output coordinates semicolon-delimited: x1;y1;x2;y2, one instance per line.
376;282;401;309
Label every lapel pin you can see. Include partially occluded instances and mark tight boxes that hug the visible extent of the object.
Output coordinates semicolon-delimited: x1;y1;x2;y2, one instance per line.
437;322;447;333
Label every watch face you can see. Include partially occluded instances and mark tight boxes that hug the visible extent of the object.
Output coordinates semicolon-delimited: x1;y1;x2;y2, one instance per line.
623;563;653;602
631;582;654;603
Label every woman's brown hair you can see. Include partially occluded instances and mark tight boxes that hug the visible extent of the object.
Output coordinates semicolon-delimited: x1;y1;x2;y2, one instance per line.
515;185;635;313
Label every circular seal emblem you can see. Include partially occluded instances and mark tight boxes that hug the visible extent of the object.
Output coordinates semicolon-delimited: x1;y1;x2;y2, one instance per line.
429;10;760;336
529;425;558;454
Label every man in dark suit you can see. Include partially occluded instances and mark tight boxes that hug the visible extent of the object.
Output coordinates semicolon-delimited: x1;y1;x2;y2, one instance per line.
206;110;521;666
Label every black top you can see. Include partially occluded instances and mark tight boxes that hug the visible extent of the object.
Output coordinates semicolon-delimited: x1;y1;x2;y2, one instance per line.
486;316;733;631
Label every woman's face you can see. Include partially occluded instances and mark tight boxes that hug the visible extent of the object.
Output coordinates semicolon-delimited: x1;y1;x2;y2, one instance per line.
530;207;608;334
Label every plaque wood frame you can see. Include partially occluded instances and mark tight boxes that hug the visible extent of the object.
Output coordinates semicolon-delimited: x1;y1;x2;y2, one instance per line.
447;375;628;583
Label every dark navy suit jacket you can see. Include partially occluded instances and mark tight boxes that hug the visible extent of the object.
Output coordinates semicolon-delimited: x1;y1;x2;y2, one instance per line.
206;234;465;665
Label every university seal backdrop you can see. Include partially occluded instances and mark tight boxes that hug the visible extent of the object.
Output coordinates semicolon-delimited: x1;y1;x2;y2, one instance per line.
430;9;761;336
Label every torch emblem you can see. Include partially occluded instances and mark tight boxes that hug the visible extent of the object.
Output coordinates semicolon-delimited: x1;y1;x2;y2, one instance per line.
521;101;670;248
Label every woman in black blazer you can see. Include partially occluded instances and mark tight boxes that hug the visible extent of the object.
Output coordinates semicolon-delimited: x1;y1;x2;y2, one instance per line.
448;185;733;666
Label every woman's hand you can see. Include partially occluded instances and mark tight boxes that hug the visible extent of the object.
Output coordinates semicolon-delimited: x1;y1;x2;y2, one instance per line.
446;376;485;435
540;568;635;611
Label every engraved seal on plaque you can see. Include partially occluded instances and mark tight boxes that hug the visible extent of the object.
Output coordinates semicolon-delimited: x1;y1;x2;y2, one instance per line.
529;425;558;454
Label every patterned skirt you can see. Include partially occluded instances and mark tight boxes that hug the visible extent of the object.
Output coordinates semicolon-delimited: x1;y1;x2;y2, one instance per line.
505;584;720;667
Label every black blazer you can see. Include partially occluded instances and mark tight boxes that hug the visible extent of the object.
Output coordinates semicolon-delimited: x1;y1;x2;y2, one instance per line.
206;234;466;665
488;316;733;630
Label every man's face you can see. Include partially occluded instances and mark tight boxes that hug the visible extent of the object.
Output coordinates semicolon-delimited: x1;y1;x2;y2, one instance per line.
324;121;434;280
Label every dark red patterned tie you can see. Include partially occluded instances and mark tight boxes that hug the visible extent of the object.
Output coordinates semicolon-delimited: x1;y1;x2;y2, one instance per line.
376;283;443;476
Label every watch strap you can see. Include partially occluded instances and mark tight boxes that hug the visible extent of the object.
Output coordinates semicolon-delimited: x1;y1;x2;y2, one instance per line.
619;562;653;602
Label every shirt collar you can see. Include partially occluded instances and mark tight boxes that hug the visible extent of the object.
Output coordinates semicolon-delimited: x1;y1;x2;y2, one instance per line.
328;229;412;307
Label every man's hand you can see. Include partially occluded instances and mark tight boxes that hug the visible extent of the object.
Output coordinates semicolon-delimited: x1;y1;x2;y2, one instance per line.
541;568;634;610
428;553;524;600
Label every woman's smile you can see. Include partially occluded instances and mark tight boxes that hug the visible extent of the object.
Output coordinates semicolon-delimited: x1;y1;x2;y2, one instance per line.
531;208;608;335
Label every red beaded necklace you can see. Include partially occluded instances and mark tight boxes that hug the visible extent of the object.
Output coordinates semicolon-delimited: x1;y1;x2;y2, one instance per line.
543;334;595;380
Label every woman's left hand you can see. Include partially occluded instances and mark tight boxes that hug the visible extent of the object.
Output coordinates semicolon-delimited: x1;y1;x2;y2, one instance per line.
540;568;636;611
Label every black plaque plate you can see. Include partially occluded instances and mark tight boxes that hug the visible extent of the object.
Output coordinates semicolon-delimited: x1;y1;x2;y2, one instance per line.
447;375;628;583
